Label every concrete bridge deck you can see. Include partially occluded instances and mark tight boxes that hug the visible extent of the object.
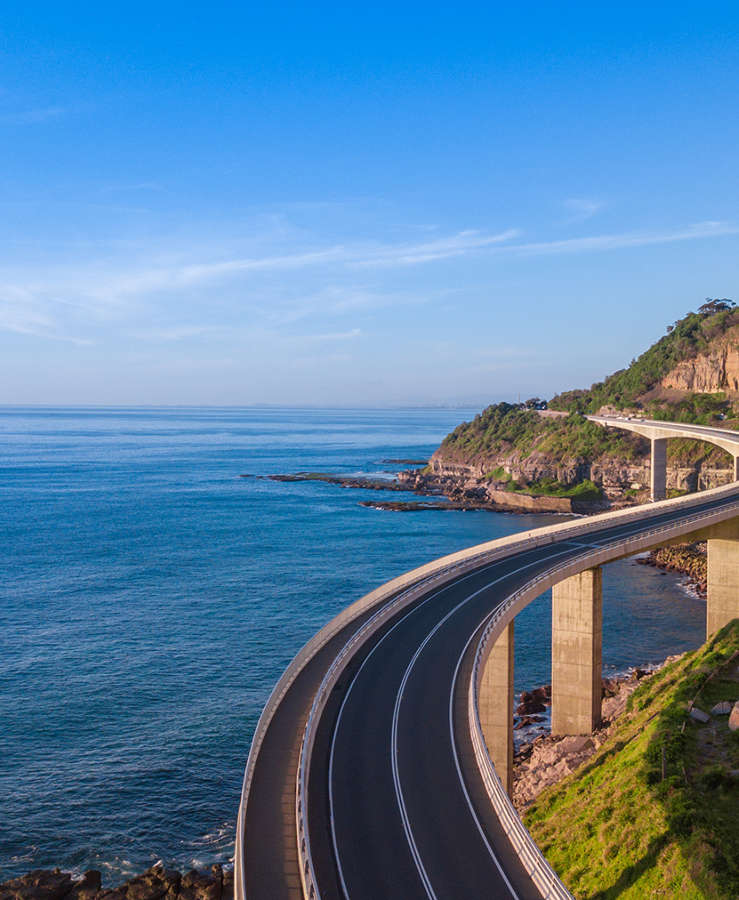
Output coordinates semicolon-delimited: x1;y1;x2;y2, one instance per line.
236;419;739;900
587;414;739;498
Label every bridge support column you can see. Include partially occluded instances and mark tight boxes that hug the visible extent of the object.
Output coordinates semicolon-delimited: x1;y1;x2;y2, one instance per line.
479;621;514;795
733;455;739;482
651;438;667;501
552;567;602;735
707;520;739;636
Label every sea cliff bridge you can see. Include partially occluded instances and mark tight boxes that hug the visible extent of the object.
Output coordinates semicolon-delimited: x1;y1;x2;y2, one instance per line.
235;417;739;900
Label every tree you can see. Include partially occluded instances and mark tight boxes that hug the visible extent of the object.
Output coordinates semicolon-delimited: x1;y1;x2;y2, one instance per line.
699;298;735;315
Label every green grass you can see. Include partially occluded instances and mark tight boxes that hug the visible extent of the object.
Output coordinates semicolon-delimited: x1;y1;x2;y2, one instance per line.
516;477;602;500
524;620;739;899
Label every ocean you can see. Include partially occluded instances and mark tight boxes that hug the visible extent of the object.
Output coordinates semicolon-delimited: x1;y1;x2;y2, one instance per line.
0;406;706;882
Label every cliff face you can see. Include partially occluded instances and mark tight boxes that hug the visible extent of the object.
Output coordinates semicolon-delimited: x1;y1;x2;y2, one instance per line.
417;445;732;505
660;326;739;394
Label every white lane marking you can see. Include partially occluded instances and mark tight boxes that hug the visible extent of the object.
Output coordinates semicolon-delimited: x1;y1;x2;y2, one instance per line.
390;546;577;900
327;501;724;898
328;572;491;899
329;556;555;899
449;623;519;897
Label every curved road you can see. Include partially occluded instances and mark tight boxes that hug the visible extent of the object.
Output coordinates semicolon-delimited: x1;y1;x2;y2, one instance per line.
304;491;738;899
238;481;739;900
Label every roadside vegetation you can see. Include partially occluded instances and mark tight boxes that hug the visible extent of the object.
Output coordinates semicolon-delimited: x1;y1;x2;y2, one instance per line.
443;407;643;462
524;620;739;899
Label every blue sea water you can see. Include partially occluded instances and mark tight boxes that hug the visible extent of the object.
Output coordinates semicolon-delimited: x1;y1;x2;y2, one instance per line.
0;407;706;882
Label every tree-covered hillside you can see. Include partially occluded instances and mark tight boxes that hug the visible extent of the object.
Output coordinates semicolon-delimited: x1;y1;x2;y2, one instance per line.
550;301;739;417
442;405;643;462
437;303;739;496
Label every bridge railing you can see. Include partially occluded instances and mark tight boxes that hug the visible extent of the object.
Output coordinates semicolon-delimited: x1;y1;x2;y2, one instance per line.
238;479;739;900
467;497;739;900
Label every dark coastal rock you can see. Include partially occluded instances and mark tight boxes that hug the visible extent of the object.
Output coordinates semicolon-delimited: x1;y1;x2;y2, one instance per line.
514;715;545;729
68;873;102;900
179;868;220;900
0;867;230;900
118;866;180;900
358;500;467;511
220;870;233;900
635;541;707;596
0;869;75;900
516;685;551;716
263;473;413;492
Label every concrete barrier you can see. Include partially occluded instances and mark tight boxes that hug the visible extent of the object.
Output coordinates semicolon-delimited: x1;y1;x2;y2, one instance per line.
236;478;739;900
467;496;739;900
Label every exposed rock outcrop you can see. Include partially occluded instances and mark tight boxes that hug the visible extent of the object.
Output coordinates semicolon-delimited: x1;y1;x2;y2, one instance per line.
636;541;707;595
0;866;233;900
661;327;739;395
512;663;674;809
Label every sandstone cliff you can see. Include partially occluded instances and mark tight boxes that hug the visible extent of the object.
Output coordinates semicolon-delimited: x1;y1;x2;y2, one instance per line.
660;324;739;394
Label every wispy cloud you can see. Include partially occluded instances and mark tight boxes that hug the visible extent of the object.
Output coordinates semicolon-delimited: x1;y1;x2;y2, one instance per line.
563;197;604;224
508;220;739;256
99;182;164;196
0;288;91;344
0;106;66;125
0;218;735;349
352;229;521;267
293;328;362;343
130;325;221;342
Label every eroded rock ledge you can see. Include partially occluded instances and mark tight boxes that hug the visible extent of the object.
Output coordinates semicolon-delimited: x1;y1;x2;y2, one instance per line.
0;864;233;900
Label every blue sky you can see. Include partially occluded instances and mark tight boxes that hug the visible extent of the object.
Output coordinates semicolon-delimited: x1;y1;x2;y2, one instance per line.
1;2;738;405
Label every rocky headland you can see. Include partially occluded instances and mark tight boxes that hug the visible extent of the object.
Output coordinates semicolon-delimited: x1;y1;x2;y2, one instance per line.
0;864;232;900
636;540;707;595
398;305;739;513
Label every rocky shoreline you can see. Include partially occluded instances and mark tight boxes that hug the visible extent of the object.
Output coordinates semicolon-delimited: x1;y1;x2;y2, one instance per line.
512;658;680;810
255;470;712;589
635;541;707;596
0;864;233;900
397;467;607;514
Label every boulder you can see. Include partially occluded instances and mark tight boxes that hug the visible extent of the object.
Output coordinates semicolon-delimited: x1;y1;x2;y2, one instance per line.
179;868;221;900
711;700;733;715
516;685;551;715
220;871;234;900
68;872;101;900
0;870;74;900
729;702;739;732
514;715;545;729
123;866;180;900
689;706;710;724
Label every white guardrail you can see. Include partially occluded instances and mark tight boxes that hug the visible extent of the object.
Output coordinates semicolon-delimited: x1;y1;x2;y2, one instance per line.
235;478;739;900
467;496;739;900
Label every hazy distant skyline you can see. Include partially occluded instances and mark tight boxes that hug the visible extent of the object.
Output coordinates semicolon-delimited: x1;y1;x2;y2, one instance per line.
1;3;738;406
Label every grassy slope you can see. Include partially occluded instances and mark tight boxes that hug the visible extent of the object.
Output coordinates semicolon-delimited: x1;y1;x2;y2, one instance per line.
524;620;739;899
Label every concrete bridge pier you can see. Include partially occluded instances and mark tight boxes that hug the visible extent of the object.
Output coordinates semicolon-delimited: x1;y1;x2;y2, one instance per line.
734;455;739;482
479;621;514;795
551;567;603;736
651;437;667;501
707;519;739;636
